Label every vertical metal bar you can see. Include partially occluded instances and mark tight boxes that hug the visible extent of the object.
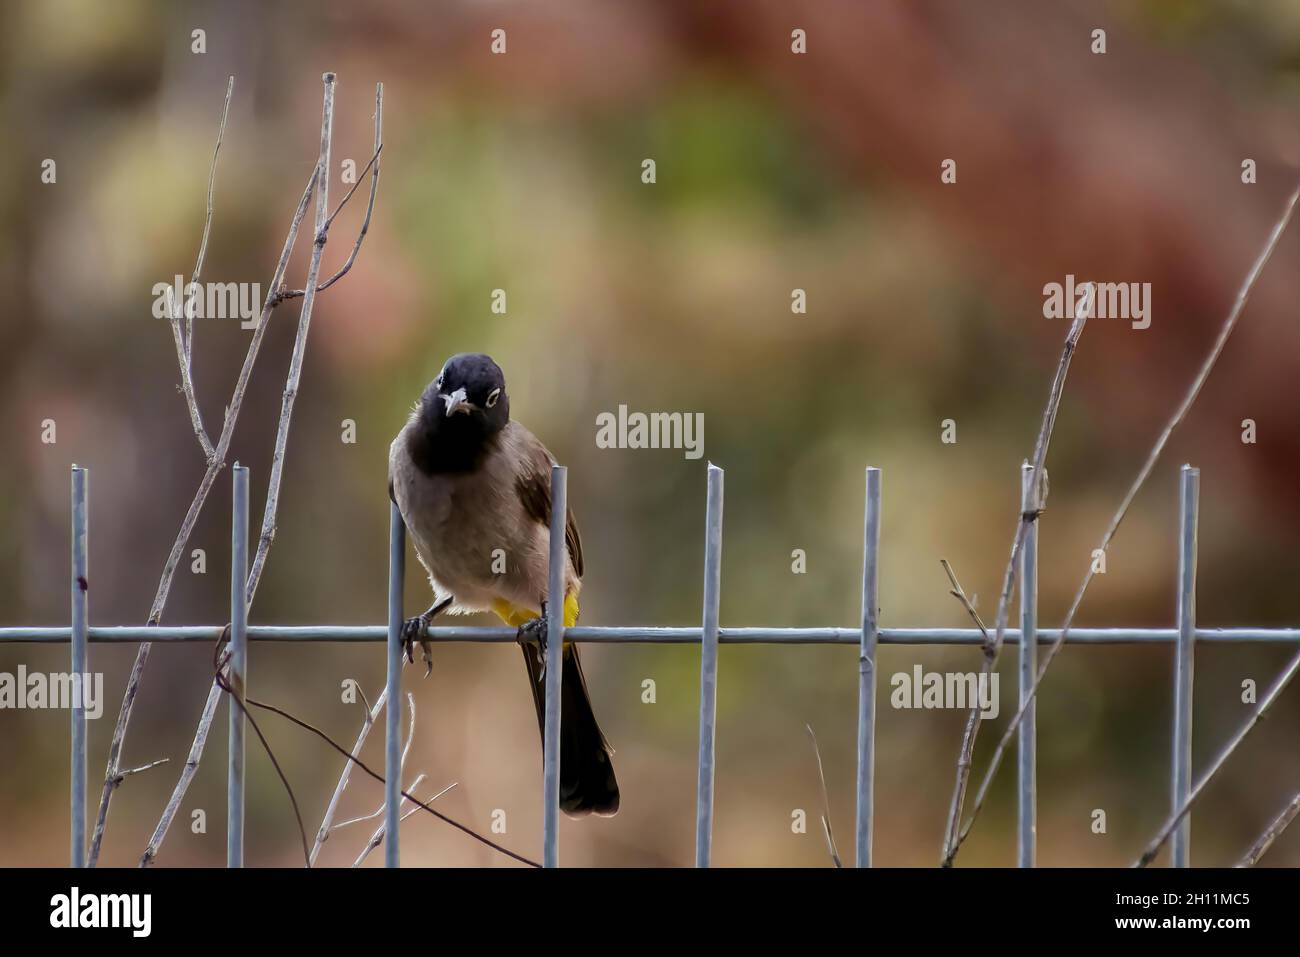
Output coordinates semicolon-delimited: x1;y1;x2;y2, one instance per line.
855;466;881;867
695;463;725;867
227;465;248;868
542;465;568;868
70;465;88;868
385;500;406;868
1018;462;1038;868
1172;464;1199;867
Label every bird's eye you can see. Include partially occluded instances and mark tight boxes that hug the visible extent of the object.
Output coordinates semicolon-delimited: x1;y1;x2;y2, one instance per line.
434;374;444;390
486;388;501;408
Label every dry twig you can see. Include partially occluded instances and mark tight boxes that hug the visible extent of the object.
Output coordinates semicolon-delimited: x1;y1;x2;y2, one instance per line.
90;78;320;867
1236;789;1300;868
354;779;458;867
109;758;170;786
939;284;1093;866
91;74;383;867
953;183;1300;864
140;74;386;866
239;690;540;867
167;74;233;462
1135;651;1300;867
340;696;456;867
310;671;395;864
805;724;842;867
939;560;992;642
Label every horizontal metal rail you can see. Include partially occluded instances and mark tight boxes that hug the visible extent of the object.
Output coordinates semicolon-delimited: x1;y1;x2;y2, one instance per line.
4;626;1299;644
18;461;1293;869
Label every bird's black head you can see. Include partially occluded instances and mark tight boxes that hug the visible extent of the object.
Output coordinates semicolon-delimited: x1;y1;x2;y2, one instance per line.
410;353;510;473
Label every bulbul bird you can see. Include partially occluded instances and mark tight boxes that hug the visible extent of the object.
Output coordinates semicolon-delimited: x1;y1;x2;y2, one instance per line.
388;352;619;817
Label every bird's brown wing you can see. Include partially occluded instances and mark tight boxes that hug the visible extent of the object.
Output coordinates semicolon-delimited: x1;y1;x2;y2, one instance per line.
513;441;583;579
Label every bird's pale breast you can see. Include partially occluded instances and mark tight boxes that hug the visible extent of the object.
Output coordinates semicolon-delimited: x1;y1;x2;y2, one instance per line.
389;419;575;615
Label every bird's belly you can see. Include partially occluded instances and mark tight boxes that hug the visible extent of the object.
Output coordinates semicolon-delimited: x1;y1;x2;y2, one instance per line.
394;470;544;613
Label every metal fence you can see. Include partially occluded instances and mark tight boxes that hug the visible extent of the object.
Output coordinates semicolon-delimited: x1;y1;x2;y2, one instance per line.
3;461;1299;868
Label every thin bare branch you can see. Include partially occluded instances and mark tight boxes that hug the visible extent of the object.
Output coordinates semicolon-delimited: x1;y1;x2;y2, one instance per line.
245;73;359;605
327;691;413;832
311;671;396;864
940;559;992;641
1236;789;1300;868
168;320;212;459
110;757;170;785
333;805;385;830
343;772;424;833
92;165;317;868
339;780;455;832
138;682;223;866
346;693;424;865
139;74;349;866
1136;650;1300;867
277;84;384;302
143;76;389;867
954;182;1300;863
88;97;323;873
805;724;841;868
354;778;459;867
399;693;415;765
242;690;539;866
323;144;382;237
210;640;313;867
167;75;233;462
186;75;235;368
275;153;380;303
940;284;1093;866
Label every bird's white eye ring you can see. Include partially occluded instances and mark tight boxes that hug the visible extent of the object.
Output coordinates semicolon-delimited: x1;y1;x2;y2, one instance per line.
434;374;444;389
486;387;501;408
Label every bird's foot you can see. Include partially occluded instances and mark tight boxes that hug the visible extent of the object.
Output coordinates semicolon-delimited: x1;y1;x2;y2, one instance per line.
516;600;550;681
401;614;434;678
400;596;453;678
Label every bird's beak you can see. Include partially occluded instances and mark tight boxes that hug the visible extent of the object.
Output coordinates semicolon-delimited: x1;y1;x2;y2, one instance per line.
441;387;472;417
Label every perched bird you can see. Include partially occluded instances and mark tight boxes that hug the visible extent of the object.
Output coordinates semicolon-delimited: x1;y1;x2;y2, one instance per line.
388;353;619;817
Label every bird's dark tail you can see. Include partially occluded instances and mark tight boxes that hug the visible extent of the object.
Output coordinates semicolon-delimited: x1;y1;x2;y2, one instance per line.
521;642;620;817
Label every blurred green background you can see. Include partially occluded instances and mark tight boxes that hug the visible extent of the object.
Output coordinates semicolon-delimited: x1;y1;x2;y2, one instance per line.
2;0;1300;867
